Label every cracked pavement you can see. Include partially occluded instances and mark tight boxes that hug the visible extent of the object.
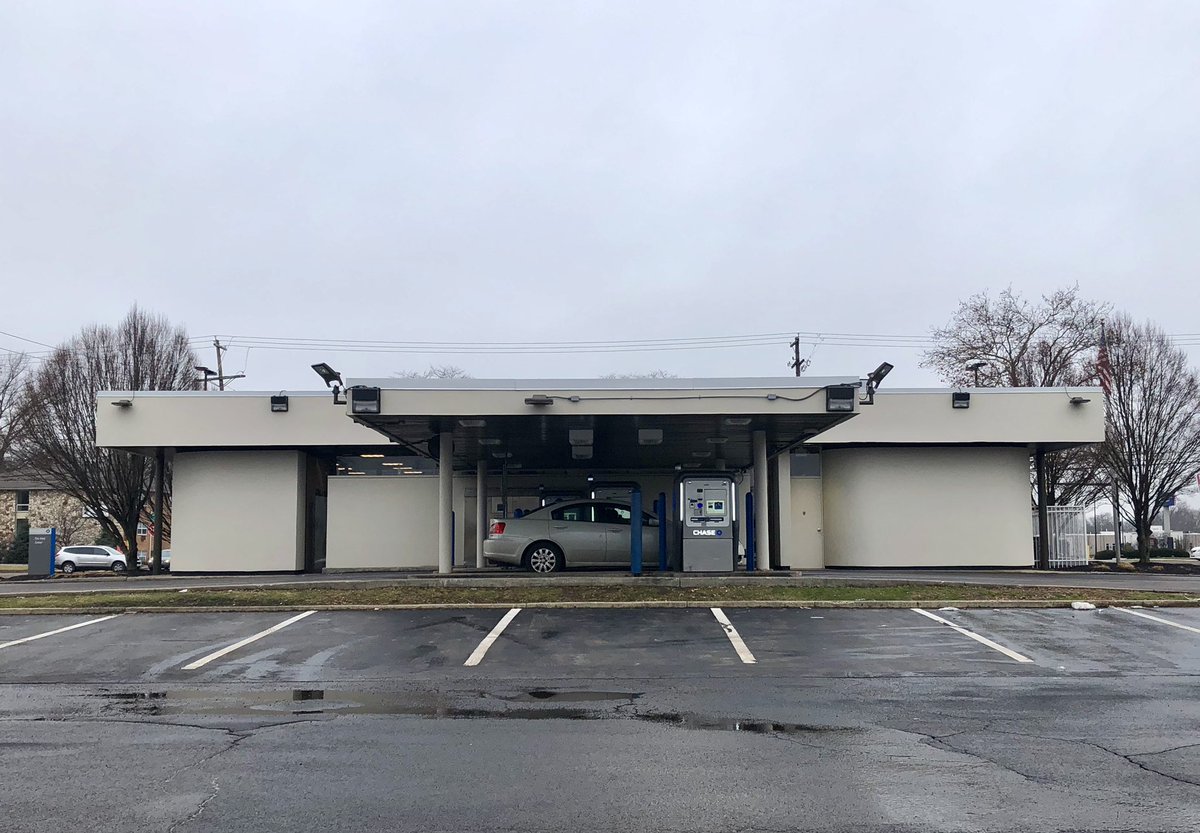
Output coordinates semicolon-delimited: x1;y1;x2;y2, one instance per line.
1;607;1199;831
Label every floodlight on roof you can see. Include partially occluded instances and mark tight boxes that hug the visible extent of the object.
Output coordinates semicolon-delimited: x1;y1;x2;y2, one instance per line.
861;361;894;406
867;362;894;386
311;363;343;388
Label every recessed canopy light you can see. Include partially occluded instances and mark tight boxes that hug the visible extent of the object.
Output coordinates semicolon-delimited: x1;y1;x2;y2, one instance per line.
706;437;729;445
506;463;523;469
724;417;752;426
492;451;513;459
360;454;386;458
692;450;712;458
459;419;487;428
478;438;503;446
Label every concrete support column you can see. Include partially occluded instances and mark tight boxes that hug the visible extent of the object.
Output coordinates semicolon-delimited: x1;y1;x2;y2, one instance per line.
774;451;793;570
475;460;488;569
753;430;771;572
438;431;453;575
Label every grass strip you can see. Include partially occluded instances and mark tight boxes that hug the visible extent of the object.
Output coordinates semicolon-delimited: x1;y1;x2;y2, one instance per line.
0;584;1195;611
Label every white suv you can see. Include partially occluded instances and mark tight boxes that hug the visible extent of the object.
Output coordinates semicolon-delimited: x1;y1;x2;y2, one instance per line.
55;545;128;575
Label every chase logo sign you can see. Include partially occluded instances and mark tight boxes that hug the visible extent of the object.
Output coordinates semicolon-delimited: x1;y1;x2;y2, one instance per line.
691;529;723;537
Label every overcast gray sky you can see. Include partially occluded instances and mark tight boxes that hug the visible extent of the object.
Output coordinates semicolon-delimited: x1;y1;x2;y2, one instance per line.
2;1;1198;390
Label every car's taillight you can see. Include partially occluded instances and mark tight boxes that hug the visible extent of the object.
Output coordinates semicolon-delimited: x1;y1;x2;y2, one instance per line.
489;522;506;536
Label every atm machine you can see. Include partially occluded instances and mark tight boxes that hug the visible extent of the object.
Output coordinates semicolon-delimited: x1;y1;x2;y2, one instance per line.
678;474;736;572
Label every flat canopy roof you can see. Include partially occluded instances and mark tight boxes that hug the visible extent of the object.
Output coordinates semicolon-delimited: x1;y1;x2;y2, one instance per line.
343;376;861;471
94;378;1106;466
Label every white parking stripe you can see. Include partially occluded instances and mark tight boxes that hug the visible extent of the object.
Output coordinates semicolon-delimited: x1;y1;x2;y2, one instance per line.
464;608;521;667
711;607;757;664
1113;607;1200;635
182;610;317;670
0;615;121;650
911;608;1033;663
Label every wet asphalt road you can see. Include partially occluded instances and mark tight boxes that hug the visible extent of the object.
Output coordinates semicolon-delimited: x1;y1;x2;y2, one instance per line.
2;607;1199;832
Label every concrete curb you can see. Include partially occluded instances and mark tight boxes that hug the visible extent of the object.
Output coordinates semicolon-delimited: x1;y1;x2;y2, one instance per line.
5;573;1198;597
2;598;1199;614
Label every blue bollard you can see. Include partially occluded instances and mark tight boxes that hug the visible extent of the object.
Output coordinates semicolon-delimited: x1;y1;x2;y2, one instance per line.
630;489;643;576
657;492;668;571
745;491;755;572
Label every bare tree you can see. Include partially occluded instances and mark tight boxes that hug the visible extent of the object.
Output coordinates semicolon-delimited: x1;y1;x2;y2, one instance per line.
395;365;471;379
923;285;1110;387
22;307;198;567
922;285;1110;505
1099;314;1200;563
0;352;30;466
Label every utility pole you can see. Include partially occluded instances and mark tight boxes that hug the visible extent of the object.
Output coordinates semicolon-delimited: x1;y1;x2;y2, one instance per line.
214;338;226;391
210;339;245;391
787;335;808;376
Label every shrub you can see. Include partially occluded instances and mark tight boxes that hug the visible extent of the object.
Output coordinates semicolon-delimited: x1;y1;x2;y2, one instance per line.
0;520;30;565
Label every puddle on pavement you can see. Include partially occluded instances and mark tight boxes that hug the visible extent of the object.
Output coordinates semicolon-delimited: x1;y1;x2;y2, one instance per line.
508;689;641;703
87;688;851;735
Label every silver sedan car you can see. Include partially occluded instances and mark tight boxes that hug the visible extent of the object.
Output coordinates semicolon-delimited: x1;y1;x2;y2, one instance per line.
483;500;661;572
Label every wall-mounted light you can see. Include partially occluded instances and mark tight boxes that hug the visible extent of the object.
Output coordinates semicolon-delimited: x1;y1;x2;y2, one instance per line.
1070;396;1091;406
110;399;133;408
524;394;554;406
270;394;289;413
350;386;381;415
951;391;971;409
826;386;856;412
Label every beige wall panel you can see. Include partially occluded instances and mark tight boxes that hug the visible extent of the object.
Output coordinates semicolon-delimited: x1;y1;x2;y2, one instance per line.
96;393;391;450
823;446;1031;568
811;389;1104;447
326;476;439;570
172;451;305;572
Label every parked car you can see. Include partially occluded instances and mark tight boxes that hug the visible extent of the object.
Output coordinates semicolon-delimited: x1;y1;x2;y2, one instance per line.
55;545;127;575
484;500;660;572
136;549;172;571
1190;546;1200;561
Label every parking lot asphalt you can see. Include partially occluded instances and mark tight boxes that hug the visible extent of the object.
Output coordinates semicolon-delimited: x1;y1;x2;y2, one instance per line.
2;606;1199;832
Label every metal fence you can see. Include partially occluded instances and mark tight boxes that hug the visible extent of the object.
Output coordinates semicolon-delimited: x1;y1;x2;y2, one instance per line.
1032;506;1090;568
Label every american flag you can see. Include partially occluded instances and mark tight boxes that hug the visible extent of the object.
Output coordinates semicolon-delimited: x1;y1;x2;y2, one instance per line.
1096;326;1113;396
